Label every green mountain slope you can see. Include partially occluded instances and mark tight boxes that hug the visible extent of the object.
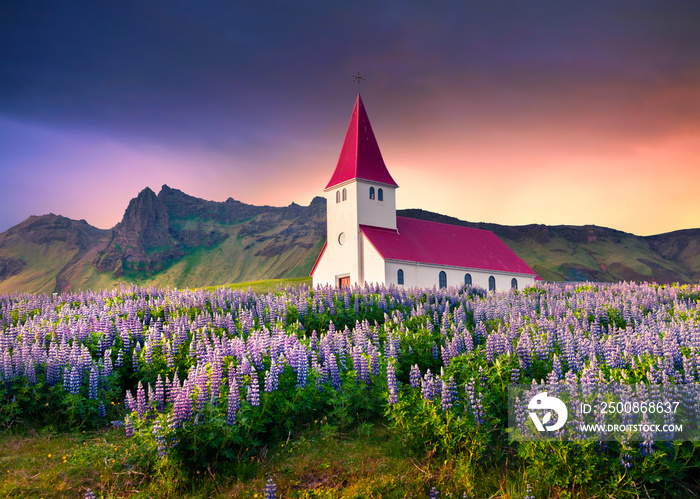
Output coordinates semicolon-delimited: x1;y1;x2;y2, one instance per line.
0;214;111;294
0;187;698;295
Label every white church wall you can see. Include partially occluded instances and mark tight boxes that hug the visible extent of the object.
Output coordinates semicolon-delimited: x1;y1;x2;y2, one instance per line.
360;234;386;285
385;260;536;291
356;180;397;230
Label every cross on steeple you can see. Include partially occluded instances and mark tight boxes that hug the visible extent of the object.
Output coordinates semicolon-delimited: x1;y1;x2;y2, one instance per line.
352;71;365;85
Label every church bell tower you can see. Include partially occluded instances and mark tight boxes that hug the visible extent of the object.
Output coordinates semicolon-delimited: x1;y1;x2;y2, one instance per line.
313;94;398;287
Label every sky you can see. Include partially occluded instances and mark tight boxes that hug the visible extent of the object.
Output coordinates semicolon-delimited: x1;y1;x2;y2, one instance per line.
1;1;699;236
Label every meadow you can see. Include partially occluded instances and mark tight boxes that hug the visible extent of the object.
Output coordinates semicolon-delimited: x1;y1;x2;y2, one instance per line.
1;280;699;498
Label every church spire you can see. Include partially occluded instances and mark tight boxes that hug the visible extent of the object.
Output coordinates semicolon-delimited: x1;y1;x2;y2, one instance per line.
325;94;398;190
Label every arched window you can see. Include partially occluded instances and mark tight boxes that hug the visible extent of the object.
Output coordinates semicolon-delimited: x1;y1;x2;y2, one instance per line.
369;187;375;200
378;188;383;201
336;191;340;203
342;188;347;201
397;269;404;285
488;276;496;291
511;278;518;290
439;271;447;289
464;273;472;286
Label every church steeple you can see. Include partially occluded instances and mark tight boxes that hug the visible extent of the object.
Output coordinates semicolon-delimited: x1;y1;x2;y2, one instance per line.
325;94;398;190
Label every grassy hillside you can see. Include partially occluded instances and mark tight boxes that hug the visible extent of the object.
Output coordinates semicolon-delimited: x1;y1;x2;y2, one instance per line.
0;214;110;295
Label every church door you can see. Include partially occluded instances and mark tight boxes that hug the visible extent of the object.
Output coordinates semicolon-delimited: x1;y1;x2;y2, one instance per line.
338;276;350;288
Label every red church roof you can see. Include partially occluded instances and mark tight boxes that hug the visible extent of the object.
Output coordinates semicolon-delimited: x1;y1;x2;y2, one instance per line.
360;217;539;276
325;94;398;190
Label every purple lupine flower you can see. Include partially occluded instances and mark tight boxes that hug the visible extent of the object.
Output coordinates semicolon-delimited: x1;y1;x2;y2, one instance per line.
210;359;223;406
46;344;60;386
124;391;135;413
172;388;192;427
511;367;520;384
516;331;532;371
152;421;168;457
429;486;440;499
409;364;421;389
352;347;363;385
551;354;563;381
98;403;106;418
441;379;452;411
328;353;342;391
440;345;451;368
155;374;165;413
359;352;370;386
247;370;260;406
315;353;328;392
485;333;497;365
84;489;96;499
387;360;398;405
296;347;308;389
24;357;36;384
166;373;179;405
227;369;240;425
465;378;485;425
136;381;147;418
264;477;277;499
165;340;174;369
524;483;535;499
125;414;134;437
196;366;208;413
144;341;152;365
448;377;458;407
264;357;280;392
88;365;99;400
370;345;379;377
103;350;113;379
421;370;435;402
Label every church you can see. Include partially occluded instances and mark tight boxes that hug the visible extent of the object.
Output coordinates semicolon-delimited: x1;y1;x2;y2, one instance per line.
311;94;540;291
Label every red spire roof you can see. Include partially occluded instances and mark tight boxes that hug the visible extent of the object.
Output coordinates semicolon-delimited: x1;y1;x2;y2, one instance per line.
325;94;398;190
360;217;540;277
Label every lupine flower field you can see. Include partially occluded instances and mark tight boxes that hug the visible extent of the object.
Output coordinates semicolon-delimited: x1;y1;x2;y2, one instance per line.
1;281;700;497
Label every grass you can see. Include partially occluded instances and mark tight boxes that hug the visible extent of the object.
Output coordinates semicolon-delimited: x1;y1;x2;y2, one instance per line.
204;276;313;295
0;424;537;499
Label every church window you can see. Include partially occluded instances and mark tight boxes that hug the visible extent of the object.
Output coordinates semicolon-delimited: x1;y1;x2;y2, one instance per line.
369;187;375;200
342;188;347;201
439;271;447;289
488;276;496;291
336;191;340;203
378;188;383;201
464;273;472;286
397;269;404;285
511;278;518;290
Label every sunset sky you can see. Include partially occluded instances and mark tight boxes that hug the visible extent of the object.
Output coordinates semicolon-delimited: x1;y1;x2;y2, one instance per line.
2;1;699;236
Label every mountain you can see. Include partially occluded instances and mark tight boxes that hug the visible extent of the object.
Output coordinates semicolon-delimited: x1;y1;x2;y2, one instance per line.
0;214;111;294
0;185;325;294
0;186;698;294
